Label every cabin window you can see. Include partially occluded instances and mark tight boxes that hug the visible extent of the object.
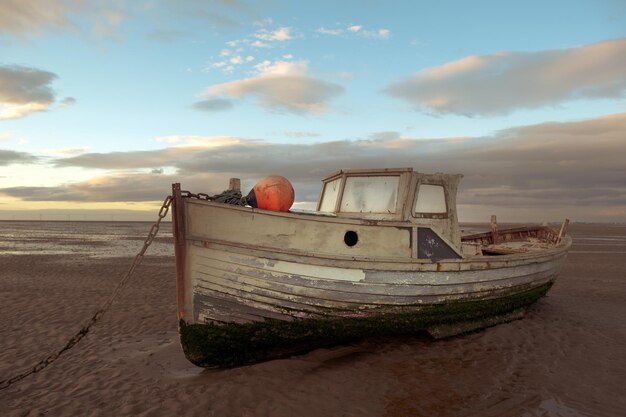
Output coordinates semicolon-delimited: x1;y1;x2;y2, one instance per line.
319;178;342;212
340;176;399;213
414;184;447;214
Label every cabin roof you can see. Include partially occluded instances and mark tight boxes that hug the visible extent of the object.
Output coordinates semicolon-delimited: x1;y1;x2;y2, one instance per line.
321;167;414;182
321;167;463;183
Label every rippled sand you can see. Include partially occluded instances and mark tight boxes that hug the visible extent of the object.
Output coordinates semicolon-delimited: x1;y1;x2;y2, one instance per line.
1;221;625;416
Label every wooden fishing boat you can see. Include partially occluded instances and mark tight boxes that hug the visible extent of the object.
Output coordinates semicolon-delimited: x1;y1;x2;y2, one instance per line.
171;168;571;367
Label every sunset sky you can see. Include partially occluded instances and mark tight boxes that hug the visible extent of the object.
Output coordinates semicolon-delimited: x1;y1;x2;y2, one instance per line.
1;0;625;222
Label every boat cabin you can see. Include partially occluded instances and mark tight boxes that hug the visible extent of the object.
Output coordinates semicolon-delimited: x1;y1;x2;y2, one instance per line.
316;168;463;259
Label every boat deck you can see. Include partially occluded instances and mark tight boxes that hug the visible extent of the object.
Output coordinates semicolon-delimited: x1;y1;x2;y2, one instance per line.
482;239;554;255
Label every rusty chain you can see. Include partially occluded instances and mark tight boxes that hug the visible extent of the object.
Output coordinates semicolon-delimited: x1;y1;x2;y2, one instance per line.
0;189;247;390
184;189;247;205
0;194;173;391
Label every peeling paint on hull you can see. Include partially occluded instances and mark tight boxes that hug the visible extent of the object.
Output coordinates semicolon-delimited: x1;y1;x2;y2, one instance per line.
180;282;553;368
171;173;571;368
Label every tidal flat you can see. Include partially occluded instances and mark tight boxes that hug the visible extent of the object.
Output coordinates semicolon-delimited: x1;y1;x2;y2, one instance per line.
1;221;625;416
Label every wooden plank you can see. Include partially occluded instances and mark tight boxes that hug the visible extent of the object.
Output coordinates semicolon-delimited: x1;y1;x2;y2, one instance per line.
229;178;241;191
490;214;499;244
189;246;561;308
191;245;565;288
557;218;570;244
192;275;557;322
171;183;188;321
192;259;559;305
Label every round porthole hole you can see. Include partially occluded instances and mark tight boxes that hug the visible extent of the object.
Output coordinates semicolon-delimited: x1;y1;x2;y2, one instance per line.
344;230;358;247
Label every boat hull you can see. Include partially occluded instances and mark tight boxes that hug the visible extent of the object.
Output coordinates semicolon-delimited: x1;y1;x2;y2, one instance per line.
173;194;571;367
179;281;554;367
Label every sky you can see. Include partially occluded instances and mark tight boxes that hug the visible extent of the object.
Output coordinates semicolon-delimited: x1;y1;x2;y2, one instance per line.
1;0;626;222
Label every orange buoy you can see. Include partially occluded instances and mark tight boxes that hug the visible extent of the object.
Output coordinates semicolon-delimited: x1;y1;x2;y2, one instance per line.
246;175;295;212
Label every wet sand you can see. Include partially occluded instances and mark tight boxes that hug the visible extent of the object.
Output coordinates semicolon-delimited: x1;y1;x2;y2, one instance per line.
1;222;625;416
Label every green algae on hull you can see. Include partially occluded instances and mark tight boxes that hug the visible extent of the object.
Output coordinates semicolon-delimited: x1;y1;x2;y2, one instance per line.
179;282;553;368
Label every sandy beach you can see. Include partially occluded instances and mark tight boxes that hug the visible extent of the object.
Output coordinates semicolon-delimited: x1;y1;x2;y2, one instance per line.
1;221;625;416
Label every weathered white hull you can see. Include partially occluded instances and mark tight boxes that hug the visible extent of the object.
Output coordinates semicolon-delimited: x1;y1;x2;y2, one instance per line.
189;243;567;323
172;188;571;367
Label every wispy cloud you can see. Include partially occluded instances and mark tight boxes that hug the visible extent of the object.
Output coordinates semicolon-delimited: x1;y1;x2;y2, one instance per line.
254;26;292;42
59;96;76;108
0;173;185;202
0;0;83;36
0;0;129;38
283;131;321;138
0;149;38;165
384;38;626;116
40;147;89;157
0;0;269;39
0;65;60;120
316;27;342;36
192;98;235;113
316;24;391;39
201;60;344;113
206;23;294;74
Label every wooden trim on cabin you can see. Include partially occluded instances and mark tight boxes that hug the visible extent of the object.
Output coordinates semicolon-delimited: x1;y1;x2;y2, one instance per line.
334;172;347;213
172;183;188;321
411;227;418;259
333;172;409;220
411;180;450;219
321;167;414;182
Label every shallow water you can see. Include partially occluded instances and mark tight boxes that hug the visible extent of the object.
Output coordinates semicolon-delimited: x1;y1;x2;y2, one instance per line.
0;220;174;258
1;222;625;416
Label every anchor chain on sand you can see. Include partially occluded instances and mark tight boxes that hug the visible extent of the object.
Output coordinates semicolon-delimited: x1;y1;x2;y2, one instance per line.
0;195;173;391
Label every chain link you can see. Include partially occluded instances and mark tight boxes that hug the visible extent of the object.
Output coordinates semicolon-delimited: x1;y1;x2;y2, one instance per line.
0;195;173;391
182;189;247;206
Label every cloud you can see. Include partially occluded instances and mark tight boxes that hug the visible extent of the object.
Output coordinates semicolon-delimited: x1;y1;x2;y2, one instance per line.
0;174;174;202
192;98;235;112
0;172;246;202
59;96;76;107
365;28;390;39
0;0;82;36
254;26;292;42
202;61;344;113
54;149;182;170
0;149;38;165
283;131;321;138
14;112;618;214
316;24;391;40
40;147;88;157
0;0;128;38
0;65;60;120
3;112;625;220
384;38;626;116
206;50;255;74
316;27;342;36
253;18;273;27
156;0;268;31
0;0;267;39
